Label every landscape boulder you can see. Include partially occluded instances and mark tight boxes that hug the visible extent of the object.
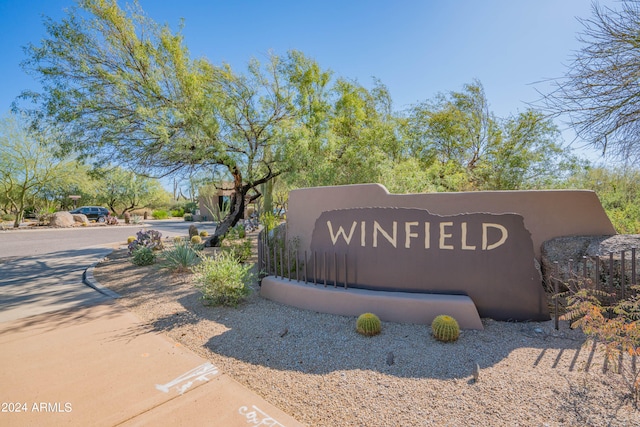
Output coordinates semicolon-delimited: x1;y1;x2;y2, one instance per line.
49;211;75;228
541;234;640;289
72;214;89;226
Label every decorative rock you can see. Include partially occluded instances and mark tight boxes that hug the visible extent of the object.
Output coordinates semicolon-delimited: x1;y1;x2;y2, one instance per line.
541;234;639;287
472;363;480;383
49;212;75;228
386;351;395;366
72;214;89;225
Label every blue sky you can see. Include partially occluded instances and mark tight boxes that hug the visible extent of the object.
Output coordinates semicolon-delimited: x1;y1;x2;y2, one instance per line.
0;0;618;161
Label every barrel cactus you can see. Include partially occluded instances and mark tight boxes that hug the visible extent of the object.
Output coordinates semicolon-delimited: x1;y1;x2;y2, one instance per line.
191;235;203;244
431;314;460;342
356;313;381;336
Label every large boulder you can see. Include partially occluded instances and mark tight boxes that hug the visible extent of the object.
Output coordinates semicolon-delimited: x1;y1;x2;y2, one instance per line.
541;234;640;289
72;214;89;226
49;211;75;228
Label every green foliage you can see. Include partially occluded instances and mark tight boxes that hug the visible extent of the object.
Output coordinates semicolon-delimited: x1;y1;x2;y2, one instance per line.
402;81;579;192
557;275;640;404
152;209;169;220
170;208;185;217
219;225;252;262
184;202;198;214
36;207;55;226
94;166;170;216
431;315;460;342
0;113;70;228
183;213;193;221
221;238;252;263
194;252;254;307
131;246;156;266
356;313;382;336
563;167;640;233
190;235;202;245
260;211;280;232
235;223;246;239
160;241;201;273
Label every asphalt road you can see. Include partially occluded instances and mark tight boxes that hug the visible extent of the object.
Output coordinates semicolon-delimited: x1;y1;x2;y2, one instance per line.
0;219;217;322
0;219;217;259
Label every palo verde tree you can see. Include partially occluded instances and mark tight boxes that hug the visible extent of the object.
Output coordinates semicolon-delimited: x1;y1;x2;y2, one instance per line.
405;80;580;191
96;166;169;216
18;0;321;245
0;112;70;227
542;0;640;162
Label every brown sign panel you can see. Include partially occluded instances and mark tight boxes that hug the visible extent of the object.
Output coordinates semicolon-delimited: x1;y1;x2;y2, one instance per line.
309;207;549;321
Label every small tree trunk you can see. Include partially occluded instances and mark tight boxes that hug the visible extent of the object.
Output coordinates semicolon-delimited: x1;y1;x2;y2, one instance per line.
206;166;245;247
13;211;23;229
207;190;245;247
12;199;24;228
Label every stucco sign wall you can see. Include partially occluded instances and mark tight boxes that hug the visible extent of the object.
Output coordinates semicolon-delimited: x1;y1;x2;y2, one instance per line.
283;184;616;322
310;208;548;321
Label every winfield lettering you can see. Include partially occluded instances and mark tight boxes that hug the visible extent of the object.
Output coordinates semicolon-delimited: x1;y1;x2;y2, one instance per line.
326;220;508;251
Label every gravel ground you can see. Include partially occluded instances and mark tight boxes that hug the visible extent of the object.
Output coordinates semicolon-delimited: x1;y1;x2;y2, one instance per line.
93;247;640;427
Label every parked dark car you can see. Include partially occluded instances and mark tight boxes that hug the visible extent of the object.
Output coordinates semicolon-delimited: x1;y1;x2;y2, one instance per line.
70;206;110;223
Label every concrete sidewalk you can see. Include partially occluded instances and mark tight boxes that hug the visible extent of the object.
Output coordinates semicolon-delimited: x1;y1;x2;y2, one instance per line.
0;301;304;427
0;246;304;426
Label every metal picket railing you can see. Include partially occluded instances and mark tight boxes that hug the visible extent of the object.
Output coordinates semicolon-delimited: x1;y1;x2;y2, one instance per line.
258;227;350;289
551;248;639;329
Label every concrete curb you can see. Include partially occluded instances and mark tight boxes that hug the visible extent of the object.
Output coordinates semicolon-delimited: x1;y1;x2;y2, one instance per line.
82;253;122;299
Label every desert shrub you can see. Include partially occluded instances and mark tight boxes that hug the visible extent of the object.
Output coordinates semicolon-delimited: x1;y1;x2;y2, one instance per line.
184;213;193;221
128;229;163;254
160;241;201;273
260;211;279;232
36;207;55;226
221;238;252;263
356;313;382;336
233;223;246;238
557;274;640;404
431;315;460;342
170;208;185;217
152;209;169;220
200;230;208;237
131;246;156;266
191;235;202;245
184;201;198;214
194;252;254;307
1;213;15;222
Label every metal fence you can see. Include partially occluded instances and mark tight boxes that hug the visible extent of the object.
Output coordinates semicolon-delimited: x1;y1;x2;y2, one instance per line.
551;248;640;329
258;227;351;288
